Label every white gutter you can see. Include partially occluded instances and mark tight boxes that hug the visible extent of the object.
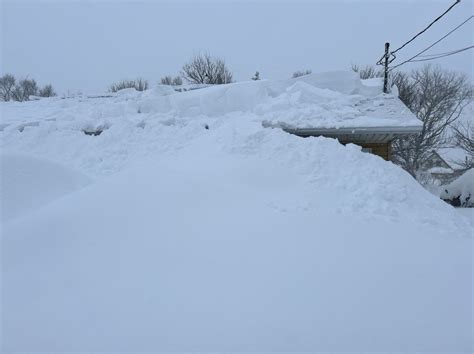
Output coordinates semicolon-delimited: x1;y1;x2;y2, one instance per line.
283;125;423;136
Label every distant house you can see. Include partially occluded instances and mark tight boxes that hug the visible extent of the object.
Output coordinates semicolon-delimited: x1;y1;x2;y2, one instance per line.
420;150;456;184
263;72;422;161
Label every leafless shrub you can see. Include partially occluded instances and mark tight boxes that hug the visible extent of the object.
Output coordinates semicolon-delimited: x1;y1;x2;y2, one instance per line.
0;74;16;101
160;76;173;85
109;78;148;93
351;64;384;79
292;69;312;78
252;71;260;80
172;76;183;86
39;84;56;97
161;75;183;86
11;78;38;101
181;53;232;85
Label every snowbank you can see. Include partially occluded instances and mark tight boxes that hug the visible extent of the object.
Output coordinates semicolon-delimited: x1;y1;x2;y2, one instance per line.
441;169;474;207
0;153;90;222
3;146;472;352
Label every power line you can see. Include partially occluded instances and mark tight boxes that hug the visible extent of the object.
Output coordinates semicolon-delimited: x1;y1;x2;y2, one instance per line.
388;45;473;71
418;46;472;58
406;45;473;62
389;15;473;70
390;0;461;55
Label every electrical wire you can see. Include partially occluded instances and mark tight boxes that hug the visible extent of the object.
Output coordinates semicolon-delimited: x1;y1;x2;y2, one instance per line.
389;15;473;70
418;47;472;58
390;0;461;55
405;45;473;62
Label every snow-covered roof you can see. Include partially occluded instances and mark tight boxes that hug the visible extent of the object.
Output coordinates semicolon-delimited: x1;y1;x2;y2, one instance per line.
428;166;454;174
0;71;422;136
258;71;422;130
437;147;469;170
136;71;421;130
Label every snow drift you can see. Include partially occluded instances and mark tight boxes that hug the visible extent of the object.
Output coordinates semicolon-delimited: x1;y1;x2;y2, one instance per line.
1;72;471;352
0;153;90;222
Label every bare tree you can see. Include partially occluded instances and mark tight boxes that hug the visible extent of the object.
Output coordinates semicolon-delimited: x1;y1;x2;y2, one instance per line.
11;78;38;101
0;74;16;101
292;69;312;78
181;53;232;85
109;78;148;92
391;65;472;176
39;84;56;97
452;121;474;170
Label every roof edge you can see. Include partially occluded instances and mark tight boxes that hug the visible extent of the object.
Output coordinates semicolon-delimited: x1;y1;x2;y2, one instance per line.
262;122;422;136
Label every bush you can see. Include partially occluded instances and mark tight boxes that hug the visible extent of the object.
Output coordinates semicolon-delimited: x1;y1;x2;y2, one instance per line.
292;69;312;78
161;75;183;86
12;78;38;102
181;53;232;85
109;78;148;93
0;74;57;101
39;84;56;97
0;74;16;101
351;64;383;79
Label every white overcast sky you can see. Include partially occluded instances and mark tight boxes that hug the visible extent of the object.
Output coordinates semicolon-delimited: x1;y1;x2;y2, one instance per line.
1;0;473;93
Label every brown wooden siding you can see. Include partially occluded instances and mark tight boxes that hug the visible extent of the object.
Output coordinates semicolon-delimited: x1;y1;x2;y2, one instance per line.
340;141;391;160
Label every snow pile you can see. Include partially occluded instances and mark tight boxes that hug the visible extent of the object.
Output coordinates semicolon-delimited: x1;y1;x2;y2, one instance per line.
441;169;474;207
0;153;90;221
1;71;471;352
3;144;472;352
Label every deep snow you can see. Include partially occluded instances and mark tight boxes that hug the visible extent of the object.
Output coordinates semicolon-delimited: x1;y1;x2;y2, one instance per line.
1;153;90;221
1;72;472;352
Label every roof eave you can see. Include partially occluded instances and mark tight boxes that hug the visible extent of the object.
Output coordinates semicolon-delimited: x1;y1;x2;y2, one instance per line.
282;125;423;136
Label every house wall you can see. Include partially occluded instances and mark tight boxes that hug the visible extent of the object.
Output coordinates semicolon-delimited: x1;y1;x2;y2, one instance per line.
287;131;393;160
341;141;391;161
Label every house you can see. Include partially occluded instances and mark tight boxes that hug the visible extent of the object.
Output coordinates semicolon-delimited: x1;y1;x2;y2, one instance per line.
420;150;456;184
261;71;422;161
435;147;471;182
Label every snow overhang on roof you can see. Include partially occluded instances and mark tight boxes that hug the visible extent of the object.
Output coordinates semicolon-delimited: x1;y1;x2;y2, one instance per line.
264;123;422;144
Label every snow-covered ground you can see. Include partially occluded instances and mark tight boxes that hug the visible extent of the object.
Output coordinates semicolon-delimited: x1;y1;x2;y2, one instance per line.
457;208;474;228
1;72;472;352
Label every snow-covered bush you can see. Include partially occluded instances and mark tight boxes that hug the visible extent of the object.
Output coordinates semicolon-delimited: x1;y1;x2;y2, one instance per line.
160;75;183;86
440;169;473;207
109;78;149;92
292;69;312;78
39;84;56;97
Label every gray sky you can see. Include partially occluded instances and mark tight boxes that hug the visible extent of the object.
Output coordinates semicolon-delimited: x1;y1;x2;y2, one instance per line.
1;0;473;94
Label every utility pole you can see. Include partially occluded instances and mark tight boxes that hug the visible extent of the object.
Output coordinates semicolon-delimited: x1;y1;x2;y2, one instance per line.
383;42;390;94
